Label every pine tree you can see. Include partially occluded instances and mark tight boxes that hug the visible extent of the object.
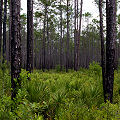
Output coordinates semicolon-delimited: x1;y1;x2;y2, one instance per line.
66;0;70;72
11;0;21;99
106;0;116;103
27;0;34;73
42;3;47;72
3;0;7;62
99;0;106;102
0;0;3;58
60;0;63;71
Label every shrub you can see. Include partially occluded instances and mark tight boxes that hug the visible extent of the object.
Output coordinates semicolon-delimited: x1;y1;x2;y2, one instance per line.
89;61;101;78
0;67;120;119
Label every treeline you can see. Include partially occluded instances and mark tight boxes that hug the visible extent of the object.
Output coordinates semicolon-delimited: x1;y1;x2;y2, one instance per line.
0;0;104;70
1;0;120;71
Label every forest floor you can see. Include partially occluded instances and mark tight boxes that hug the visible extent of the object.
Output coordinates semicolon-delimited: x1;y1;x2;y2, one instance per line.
0;63;120;120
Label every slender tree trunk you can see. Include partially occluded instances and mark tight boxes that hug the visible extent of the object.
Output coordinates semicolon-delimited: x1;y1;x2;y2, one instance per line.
106;0;116;103
76;0;79;70
119;25;120;60
42;5;47;72
66;0;70;72
11;0;21;99
2;0;7;94
77;0;83;70
0;0;3;58
46;15;50;70
27;0;34;73
60;0;63;71
99;0;106;102
9;0;12;62
74;0;77;71
74;0;83;71
34;37;37;69
50;26;53;69
76;0;78;30
3;0;7;62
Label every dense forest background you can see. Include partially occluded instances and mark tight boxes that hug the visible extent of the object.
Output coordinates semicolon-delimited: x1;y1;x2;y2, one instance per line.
2;0;118;69
0;0;120;69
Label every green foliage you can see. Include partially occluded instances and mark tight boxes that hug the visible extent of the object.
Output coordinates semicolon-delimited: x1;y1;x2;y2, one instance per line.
0;64;120;119
55;65;65;72
92;100;120;120
55;65;61;72
89;61;102;78
0;96;16;120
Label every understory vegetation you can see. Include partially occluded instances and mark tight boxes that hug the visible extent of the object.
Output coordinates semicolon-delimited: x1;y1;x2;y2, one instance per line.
0;62;120;120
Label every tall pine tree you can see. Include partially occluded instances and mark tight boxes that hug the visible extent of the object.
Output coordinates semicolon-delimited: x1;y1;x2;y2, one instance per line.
27;0;34;73
106;0;116;103
11;0;21;99
3;0;7;62
99;0;106;102
0;0;3;58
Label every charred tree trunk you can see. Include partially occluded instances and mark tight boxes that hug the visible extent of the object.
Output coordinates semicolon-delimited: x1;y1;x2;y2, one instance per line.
3;0;7;62
106;0;116;103
0;0;3;58
11;0;21;99
27;0;34;73
99;0;106;102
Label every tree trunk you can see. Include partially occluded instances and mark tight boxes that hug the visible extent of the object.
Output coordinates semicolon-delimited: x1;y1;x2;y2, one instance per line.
11;0;21;99
106;0;116;103
118;25;120;60
99;0;106;102
77;0;83;70
60;0;63;71
74;0;77;71
66;0;70;72
0;0;3;59
42;5;47;72
3;0;7;62
27;0;34;73
46;15;50;70
9;0;12;62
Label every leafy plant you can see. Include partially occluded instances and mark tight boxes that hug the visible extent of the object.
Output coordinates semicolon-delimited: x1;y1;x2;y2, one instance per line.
0;66;120;119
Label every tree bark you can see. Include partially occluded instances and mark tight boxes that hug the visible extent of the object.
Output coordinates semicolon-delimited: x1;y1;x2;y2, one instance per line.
27;0;34;73
42;5;47;72
11;0;21;99
66;0;70;72
60;0;63;71
74;0;77;71
77;0;83;70
106;0;116;103
0;0;3;58
74;0;83;71
9;0;12;62
3;0;7;62
99;0;106;102
46;15;50;70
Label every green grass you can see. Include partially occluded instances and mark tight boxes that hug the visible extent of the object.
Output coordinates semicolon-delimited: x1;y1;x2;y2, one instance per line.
0;62;120;119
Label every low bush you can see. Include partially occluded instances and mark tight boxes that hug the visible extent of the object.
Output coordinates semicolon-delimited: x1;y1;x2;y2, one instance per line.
0;62;119;119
